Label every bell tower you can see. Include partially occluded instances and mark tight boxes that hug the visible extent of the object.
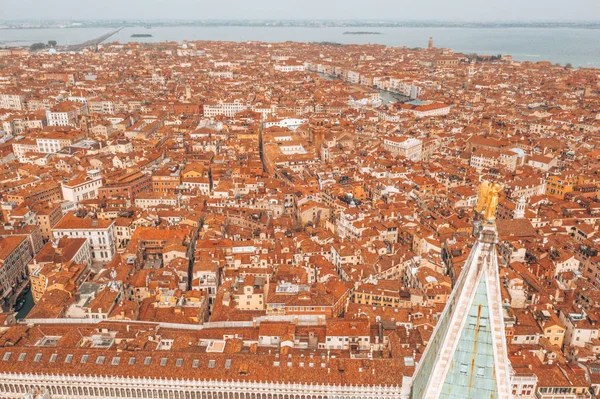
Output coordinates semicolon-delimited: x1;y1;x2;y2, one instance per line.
411;181;512;399
514;196;526;219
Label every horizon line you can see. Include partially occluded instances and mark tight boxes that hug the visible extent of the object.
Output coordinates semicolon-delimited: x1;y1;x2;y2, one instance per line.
3;18;600;23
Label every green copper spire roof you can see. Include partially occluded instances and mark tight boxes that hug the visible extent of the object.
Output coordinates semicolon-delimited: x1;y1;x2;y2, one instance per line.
439;275;498;398
411;222;512;399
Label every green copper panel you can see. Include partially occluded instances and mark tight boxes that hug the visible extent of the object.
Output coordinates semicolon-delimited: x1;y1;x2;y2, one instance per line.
439;273;498;399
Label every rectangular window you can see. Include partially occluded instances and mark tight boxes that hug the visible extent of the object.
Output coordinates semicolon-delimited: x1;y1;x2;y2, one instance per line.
144;356;151;365
50;354;58;363
176;358;183;367
111;357;120;365
192;359;199;368
208;359;216;368
128;357;136;365
33;353;42;362
96;356;105;364
459;363;468;375
81;354;89;364
160;358;167;366
3;352;11;361
225;359;232;369
65;354;73;363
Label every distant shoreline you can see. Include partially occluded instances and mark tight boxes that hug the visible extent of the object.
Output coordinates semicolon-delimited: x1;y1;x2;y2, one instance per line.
1;23;599;67
343;31;382;35
2;21;600;30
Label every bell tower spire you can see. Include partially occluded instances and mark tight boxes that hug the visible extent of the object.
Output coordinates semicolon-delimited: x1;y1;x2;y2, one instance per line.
411;180;512;399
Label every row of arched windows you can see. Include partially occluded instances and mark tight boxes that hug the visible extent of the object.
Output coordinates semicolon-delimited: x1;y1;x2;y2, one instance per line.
1;382;397;399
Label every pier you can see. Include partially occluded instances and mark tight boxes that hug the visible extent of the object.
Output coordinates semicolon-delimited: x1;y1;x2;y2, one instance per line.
64;27;123;52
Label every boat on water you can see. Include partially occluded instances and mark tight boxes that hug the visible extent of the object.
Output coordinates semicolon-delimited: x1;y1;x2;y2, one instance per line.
14;298;25;312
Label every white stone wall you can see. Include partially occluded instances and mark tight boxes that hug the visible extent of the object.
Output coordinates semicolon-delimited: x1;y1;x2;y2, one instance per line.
61;178;103;204
0;373;406;399
52;225;116;263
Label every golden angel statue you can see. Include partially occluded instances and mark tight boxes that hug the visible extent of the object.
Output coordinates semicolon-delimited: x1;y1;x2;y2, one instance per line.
476;180;503;221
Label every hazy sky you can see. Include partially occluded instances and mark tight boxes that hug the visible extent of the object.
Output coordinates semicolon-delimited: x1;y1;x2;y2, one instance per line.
4;0;600;21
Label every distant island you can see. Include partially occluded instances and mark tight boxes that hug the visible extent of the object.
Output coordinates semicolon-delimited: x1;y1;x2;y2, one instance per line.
343;31;382;35
131;33;153;37
315;41;343;46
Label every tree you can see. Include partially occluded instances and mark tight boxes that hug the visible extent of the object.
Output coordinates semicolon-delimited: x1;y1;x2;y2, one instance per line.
29;43;45;51
47;40;57;47
565;63;573;69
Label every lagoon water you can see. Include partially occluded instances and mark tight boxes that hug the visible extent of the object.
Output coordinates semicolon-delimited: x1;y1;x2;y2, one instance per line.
1;26;600;67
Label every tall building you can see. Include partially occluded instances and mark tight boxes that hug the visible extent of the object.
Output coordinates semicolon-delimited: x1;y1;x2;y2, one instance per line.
52;213;117;263
0;235;33;301
411;183;512;399
428;37;434;49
